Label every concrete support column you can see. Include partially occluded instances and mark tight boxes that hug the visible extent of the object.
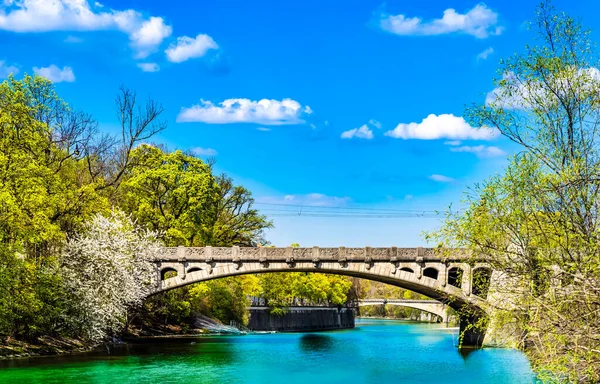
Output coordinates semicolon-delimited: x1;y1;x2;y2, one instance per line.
440;311;448;325
414;263;422;279
439;263;448;287
156;262;162;284
177;246;186;280
176;263;186;279
462;264;472;296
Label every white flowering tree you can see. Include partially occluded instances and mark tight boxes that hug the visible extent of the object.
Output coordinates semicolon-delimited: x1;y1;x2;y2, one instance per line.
61;210;160;343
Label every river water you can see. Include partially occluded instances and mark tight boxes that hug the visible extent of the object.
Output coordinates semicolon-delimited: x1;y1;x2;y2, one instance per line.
0;319;536;383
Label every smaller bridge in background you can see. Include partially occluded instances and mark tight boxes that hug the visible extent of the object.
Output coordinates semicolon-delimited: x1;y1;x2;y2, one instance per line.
358;299;449;323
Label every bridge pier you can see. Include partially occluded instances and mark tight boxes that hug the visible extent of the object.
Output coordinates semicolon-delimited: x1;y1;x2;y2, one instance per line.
458;312;487;348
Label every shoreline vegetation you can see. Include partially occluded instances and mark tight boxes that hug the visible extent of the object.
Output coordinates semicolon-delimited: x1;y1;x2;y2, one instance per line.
0;337;91;360
0;317;451;360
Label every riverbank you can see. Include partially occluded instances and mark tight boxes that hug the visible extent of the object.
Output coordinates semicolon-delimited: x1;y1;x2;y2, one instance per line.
0;336;93;360
0;313;240;360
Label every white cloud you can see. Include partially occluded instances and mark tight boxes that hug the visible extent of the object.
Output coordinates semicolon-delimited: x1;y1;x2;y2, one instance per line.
257;127;271;132
165;33;218;63
429;174;454;183
262;193;351;207
369;119;382;129
0;0;173;57
477;47;494;61
0;60;19;77
177;98;312;125
33;65;75;83
130;17;172;58
449;145;505;158
380;4;502;39
190;147;217;156
137;62;159;72
341;124;374;140
384;113;499;140
444;140;462;146
64;35;83;43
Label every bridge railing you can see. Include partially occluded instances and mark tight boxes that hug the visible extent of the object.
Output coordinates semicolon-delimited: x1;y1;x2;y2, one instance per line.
155;246;474;262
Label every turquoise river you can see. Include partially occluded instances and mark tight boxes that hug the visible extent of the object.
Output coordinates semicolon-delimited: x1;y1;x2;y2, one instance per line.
0;319;536;383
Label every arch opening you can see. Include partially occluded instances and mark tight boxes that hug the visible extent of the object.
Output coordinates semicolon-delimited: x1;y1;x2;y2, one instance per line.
472;268;492;298
160;268;178;281
358;301;445;323
400;267;414;273
447;267;463;288
423;267;438;280
187;267;202;273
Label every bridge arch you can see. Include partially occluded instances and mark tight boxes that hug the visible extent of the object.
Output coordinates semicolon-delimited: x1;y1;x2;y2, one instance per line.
150;246;489;347
357;299;449;323
154;262;483;313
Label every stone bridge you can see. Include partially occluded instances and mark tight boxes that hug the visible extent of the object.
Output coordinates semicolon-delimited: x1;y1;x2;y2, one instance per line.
358;299;450;323
152;246;492;347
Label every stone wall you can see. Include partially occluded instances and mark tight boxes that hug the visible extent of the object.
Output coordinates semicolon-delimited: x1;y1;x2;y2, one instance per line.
248;307;355;332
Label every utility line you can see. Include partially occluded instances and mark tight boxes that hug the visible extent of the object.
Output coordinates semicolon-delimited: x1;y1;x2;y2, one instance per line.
259;208;437;215
265;213;442;219
255;202;441;213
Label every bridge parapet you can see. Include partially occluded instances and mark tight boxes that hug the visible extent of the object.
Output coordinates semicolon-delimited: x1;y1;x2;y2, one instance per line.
156;246;474;263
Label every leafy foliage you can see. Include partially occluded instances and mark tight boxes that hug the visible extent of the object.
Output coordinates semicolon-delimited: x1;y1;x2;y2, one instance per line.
120;145;216;246
258;272;352;312
429;2;600;382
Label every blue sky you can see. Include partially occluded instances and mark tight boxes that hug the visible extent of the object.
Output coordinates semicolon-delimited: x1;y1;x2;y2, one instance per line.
1;0;598;246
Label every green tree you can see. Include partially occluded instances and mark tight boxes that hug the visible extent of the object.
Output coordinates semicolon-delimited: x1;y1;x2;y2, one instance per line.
0;77;164;258
120;144;216;246
0;75;107;256
197;174;272;246
189;277;252;325
0;75;164;343
120;147;272;247
430;2;600;381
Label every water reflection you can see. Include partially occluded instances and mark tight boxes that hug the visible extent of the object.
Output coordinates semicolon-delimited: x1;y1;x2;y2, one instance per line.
0;337;239;370
299;334;334;353
457;347;478;360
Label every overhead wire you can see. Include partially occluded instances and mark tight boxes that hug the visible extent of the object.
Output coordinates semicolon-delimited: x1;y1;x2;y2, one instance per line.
254;202;456;219
255;202;439;213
